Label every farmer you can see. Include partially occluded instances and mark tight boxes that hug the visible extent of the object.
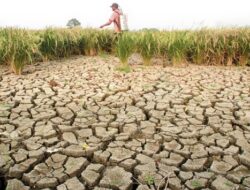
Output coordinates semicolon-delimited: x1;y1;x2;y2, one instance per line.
100;3;122;33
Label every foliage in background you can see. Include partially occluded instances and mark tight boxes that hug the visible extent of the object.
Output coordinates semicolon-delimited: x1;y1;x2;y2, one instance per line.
66;18;81;28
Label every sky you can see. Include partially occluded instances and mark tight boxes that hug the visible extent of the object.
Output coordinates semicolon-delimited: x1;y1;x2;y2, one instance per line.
0;0;249;30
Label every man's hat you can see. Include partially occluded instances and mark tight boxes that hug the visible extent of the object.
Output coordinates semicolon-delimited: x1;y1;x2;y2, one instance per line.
110;3;119;8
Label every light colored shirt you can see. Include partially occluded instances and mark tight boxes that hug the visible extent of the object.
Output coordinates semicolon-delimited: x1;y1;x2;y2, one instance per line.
109;10;121;33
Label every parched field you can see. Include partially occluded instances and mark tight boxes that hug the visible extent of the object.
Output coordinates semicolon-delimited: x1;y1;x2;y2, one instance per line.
0;56;250;190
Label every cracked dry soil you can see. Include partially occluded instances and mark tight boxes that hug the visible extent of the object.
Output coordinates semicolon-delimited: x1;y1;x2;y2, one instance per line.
0;56;250;190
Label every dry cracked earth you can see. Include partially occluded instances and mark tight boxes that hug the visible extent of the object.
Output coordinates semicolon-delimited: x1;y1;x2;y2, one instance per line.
0;56;250;190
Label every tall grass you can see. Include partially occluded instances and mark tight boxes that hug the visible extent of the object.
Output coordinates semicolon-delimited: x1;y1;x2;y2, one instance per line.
80;29;100;56
39;28;64;60
190;30;210;65
98;30;115;53
136;32;158;65
39;28;82;60
166;31;191;65
0;31;4;65
237;28;250;66
116;33;135;66
0;27;249;75
60;28;82;57
0;28;37;74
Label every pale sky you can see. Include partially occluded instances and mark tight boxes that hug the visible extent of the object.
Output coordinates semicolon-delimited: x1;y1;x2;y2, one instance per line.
0;0;249;30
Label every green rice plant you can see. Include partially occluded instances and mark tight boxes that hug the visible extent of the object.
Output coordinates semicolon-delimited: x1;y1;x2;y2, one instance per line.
39;28;81;60
0;28;16;66
190;28;249;66
236;28;250;66
137;31;158;66
0;28;37;75
80;29;100;56
60;28;82;57
224;30;238;66
190;30;211;65
1;27;250;70
98;30;115;54
115;33;135;69
210;31;227;65
30;31;44;62
158;32;170;66
39;28;64;60
167;31;191;65
0;30;5;65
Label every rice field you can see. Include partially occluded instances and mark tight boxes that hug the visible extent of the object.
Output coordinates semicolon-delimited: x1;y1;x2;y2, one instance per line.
0;27;249;74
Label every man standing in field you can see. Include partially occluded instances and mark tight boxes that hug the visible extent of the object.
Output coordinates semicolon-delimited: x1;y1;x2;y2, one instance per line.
100;3;122;33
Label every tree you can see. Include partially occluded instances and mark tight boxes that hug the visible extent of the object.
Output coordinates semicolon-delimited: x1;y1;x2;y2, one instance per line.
67;18;81;28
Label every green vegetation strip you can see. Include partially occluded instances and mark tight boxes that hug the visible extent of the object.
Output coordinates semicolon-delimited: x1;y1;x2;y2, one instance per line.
0;27;249;74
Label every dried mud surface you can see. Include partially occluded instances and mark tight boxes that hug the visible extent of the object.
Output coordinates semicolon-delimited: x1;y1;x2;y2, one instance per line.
0;56;250;190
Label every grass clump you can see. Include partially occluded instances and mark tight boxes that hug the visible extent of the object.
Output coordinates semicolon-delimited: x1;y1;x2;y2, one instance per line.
115;33;135;71
137;31;158;66
144;174;155;186
80;29;100;56
167;31;191;65
0;28;37;74
191;179;202;188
